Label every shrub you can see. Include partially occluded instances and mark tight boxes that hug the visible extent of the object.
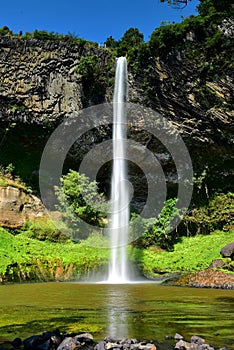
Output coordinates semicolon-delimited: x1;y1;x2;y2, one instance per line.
132;198;179;250
183;192;234;235
24;216;69;242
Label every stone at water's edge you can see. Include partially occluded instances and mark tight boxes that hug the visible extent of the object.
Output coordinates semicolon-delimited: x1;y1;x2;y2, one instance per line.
2;331;229;350
220;242;234;259
175;269;234;289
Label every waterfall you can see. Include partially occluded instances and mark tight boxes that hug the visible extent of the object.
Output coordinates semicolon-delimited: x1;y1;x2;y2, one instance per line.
107;57;129;283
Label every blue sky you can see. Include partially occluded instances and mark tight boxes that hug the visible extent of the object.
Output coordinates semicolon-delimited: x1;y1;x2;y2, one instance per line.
1;0;200;44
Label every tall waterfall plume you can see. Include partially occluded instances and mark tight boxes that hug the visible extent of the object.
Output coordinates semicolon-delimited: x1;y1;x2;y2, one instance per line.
107;57;129;283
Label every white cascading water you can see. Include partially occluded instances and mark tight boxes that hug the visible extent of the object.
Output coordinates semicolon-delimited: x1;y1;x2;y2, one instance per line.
107;57;129;283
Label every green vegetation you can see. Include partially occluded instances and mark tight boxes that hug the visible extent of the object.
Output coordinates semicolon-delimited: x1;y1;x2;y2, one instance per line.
0;164;27;191
55;170;108;239
1;224;233;282
131;198;179;250
0;227;109;280
183;192;234;235
74;55;114;105
0;26;96;48
0;167;233;282
20;216;69;243
131;229;234;278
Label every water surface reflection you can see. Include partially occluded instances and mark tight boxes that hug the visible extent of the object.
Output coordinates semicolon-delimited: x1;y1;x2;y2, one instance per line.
0;282;233;349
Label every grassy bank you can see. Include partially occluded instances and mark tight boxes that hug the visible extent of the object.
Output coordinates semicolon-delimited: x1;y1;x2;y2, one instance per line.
0;226;234;282
0;228;109;282
131;230;234;278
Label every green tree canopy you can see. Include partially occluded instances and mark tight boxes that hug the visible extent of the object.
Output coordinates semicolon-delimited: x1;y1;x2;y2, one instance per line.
118;28;144;55
55;170;107;239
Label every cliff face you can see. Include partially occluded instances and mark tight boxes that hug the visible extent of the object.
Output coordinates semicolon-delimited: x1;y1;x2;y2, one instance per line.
128;41;234;201
0;36;112;124
0;30;233;218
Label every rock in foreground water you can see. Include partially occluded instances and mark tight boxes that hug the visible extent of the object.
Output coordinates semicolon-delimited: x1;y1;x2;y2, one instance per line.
0;330;231;350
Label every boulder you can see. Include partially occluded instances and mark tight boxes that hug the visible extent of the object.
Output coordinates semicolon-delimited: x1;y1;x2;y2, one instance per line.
37;339;51;350
94;341;106;350
191;336;205;345
208;259;225;269
57;337;78;350
23;335;44;350
175;340;190;350
75;333;94;343
0;186;46;228
220;243;234;259
11;337;22;348
174;334;184;341
138;343;156;350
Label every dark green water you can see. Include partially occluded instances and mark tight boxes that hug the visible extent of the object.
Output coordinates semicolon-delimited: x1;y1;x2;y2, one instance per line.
0;282;233;349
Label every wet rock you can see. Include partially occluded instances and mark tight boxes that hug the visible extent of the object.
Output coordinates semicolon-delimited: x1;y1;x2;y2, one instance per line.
220;242;234;259
94;341;106;350
51;334;63;347
105;337;118;343
138;343;156;350
119;338;131;345
175;269;234;289
200;344;214;350
191;336;205;345
208;259;225;269
175;339;191;350
23;335;44;349
174;334;184;341
75;333;94;343
11;338;22;348
2;331;230;350
57;337;78;350
37;339;51;350
130;340;139;345
106;342;122;350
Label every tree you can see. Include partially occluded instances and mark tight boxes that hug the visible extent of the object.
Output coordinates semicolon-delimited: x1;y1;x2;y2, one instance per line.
55;170;107;239
117;28;144;57
104;36;119;50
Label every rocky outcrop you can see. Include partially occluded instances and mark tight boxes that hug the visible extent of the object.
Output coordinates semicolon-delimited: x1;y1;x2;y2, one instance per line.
175;269;234;289
0;186;45;228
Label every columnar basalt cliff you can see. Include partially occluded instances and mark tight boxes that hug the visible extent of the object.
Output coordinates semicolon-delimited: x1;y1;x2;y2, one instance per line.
0;36;112;124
